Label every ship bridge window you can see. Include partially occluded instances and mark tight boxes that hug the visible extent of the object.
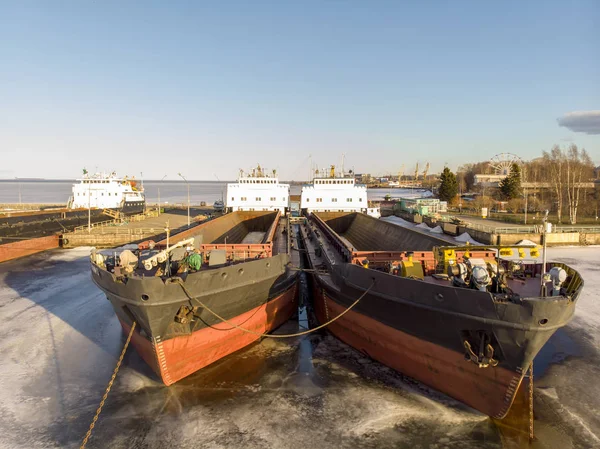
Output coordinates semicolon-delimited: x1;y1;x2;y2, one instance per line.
347;198;353;202
359;198;363;202
270;197;276;201
332;198;337;202
306;198;310;202
316;198;323;202
231;197;234;201
241;197;247;201
256;197;262;201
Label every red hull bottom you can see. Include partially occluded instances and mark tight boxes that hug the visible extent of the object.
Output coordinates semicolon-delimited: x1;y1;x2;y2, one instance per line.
315;288;523;418
120;284;298;385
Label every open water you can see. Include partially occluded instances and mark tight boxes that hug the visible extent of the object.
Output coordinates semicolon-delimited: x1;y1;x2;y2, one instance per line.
0;180;430;205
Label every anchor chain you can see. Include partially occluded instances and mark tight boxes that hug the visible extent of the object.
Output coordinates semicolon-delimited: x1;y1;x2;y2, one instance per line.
323;288;330;321
529;361;534;440
80;321;137;449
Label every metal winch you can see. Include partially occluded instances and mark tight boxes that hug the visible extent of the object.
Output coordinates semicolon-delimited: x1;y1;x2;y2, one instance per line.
448;257;496;292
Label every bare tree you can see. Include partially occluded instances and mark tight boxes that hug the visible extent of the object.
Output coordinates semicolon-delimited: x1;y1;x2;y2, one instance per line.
543;144;595;224
565;144;594;224
543;146;565;223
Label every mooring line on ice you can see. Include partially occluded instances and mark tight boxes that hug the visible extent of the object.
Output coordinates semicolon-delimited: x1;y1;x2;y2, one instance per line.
288;266;331;275
80;321;136;449
176;278;375;339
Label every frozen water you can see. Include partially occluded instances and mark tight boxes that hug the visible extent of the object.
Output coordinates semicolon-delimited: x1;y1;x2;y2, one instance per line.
0;246;599;448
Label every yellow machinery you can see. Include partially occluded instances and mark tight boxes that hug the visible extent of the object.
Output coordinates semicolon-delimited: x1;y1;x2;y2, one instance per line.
400;252;424;280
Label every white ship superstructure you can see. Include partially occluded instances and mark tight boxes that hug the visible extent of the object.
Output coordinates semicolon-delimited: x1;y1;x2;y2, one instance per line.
301;165;380;218
69;170;145;214
226;165;289;213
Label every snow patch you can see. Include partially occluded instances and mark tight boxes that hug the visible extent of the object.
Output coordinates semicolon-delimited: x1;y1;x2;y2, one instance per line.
454;232;483;245
430;226;444;234
517;239;538;246
380;216;415;228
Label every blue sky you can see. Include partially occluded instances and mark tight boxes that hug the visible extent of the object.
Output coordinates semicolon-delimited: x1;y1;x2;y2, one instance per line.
1;1;598;180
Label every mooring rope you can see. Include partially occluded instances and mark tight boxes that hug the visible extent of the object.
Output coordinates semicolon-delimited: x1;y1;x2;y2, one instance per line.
176;279;375;339
80;321;136;449
288;266;331;275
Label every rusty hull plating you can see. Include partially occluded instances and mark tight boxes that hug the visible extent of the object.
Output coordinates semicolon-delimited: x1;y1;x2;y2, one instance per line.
91;211;299;384
300;212;583;418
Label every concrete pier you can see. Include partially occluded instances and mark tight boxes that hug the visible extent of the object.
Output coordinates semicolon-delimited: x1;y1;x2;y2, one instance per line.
60;207;215;248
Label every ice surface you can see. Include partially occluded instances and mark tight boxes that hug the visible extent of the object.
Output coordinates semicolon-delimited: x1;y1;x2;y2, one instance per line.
430;225;444;234
415;223;431;230
0;245;599;448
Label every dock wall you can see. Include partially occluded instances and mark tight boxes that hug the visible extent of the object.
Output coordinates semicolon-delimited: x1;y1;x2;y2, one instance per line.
0;235;60;263
393;209;600;247
62;228;168;248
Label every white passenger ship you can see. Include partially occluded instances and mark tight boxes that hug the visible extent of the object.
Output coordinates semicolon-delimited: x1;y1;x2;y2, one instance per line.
68;170;146;214
225;165;290;213
301;165;380;218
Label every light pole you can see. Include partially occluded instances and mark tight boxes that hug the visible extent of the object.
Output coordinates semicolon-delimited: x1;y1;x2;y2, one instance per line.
158;175;167;215
178;173;190;227
88;181;91;233
524;187;528;225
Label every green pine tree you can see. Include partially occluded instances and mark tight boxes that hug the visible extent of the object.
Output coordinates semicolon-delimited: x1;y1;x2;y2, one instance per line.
499;163;522;200
438;167;458;202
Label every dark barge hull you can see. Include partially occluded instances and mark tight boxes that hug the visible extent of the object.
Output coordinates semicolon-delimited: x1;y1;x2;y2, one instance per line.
301;212;582;418
91;211;298;384
117;275;297;385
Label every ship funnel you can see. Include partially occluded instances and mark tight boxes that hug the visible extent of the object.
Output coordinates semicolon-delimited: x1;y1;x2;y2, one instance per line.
330;165;335;178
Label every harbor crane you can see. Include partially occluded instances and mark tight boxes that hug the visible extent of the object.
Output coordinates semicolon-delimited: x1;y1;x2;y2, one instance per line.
398;164;405;182
422;162;430;180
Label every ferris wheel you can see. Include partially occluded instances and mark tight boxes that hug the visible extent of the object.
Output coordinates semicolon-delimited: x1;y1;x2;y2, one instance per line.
489;153;523;176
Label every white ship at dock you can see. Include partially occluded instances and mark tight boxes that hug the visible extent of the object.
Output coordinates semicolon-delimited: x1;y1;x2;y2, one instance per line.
225;165;290;213
301;165;381;218
68;170;145;215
